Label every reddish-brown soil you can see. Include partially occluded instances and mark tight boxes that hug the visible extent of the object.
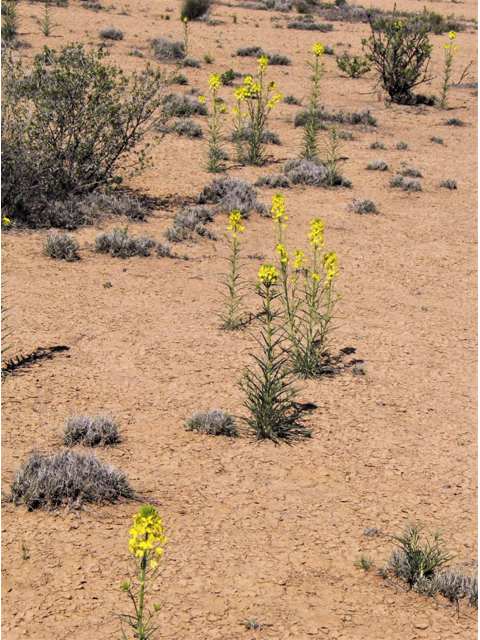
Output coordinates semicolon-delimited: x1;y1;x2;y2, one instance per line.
1;0;478;638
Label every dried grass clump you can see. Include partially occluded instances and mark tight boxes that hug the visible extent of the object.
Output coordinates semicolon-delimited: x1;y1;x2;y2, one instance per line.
294;107;377;128
43;232;80;261
95;228;157;258
348;198;378;214
156;241;173;257
288;16;334;31
396;140;408;150
63;414;120;447
8;449;134;509
152;37;185;62
401;166;422;178
440;179;457;190
172;118;203;138
367;159;388;171
432;567;478;607
162;93;207;117
370;140;385;149
196;177;268;216
390;175;422;191
185;409;238;436
99;27;123;40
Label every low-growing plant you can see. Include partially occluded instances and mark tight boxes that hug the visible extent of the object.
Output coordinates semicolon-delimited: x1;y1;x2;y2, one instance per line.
336;52;371;77
99;26;124;40
172;118;203;137
95;228;157;258
370;140;385;149
440;179;457;189
8;449;134;509
265;52;291;65
255;173;292;188
362;12;433;104
388;523;455;587
161;93;207;117
430;135;444;144
401;166;422;177
364;526;381;537
151;37;185;61
156;242;173;257
301;42;326;161
236;44;264;57
232;123;281;146
164;205;214;242
445;116;463;126
288;16;334;31
169;72;188;85
440;30;457;108
38;2;55;36
243;618;261;630
3;45;167;226
354;555;374;571
283;94;301;105
240;263;311;442
367;159;388;171
220;69;238;86
203;52;214;64
44;231;81;261
431;567;478;607
116;506;166;640
215;210;248;330
232;55;282;166
348;198;378;214
199;74;228;172
396;140;408;149
294;107;377;128
338;130;354;140
196;177;268;216
185;408;238;435
181;56;201;68
1;0;19;43
129;47;144;57
390;175;422;191
63;414;120;446
180;0;210;21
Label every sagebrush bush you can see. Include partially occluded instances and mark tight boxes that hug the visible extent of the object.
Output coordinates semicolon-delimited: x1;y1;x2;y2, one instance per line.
396;140;408;149
236;45;264;57
294;107;377;128
151;37;185;61
362;12;433;104
445;116;464;126
169;72;188;85
348;198;378;214
129;47;144;58
181;56;201;68
161;93;207;117
233;123;281;145
430;135;444;144
172;118;203;137
95;228;157;258
367;159;388;171
283;94;301;105
185;409;238;436
99;26;123;40
431;567;478;607
8;449;134;509
339;130;354;140
196;177;267;216
288;16;334;31
370;140;385;149
180;0;210;21
283;158;350;188
401;166;422;177
44;232;81;261
440;179;457;189
63;414;120;446
156;241;173;257
390;175;422;191
265;51;291;65
2;45;166;226
255;173;292;188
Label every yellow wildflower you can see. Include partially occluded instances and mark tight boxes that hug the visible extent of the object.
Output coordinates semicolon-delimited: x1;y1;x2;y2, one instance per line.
258;263;278;285
232;107;239;115
198;95;206;103
128;505;167;558
293;249;307;270
449;30;456;39
258;54;269;71
268;81;276;90
323;251;339;283
184;16;187;22
227;209;245;238
2;217;11;227
251;82;262;93
209;73;221;90
244;75;253;86
220;106;228;113
308;218;324;246
271;193;286;221
276;243;289;264
313;42;324;57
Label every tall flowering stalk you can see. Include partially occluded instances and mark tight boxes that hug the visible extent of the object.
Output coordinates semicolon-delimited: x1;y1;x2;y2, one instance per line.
200;74;228;173
240;264;310;442
183;17;189;57
116;506;167;640
216;210;247;329
440;30;457;109
232;55;282;166
301;43;325;161
232;88;247;163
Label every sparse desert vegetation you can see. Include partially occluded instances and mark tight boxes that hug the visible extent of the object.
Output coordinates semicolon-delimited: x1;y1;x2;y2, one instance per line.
1;0;477;638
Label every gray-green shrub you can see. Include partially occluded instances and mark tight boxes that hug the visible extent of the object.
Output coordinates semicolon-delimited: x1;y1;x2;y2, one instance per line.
95;228;157;257
63;414;120;446
151;37;185;61
99;26;123;40
185;409;238;436
44;232;81;261
367;159;388;171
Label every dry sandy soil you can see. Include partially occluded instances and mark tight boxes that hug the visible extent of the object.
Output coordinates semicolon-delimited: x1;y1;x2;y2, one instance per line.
1;0;478;637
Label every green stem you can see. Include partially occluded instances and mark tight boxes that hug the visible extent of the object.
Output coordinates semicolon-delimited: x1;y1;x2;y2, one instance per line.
138;550;147;639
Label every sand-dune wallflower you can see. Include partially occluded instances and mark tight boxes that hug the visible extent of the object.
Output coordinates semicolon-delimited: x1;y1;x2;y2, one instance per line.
271;193;286;221
313;42;324;57
129;505;167;567
258;264;279;285
227;209;245;237
276;243;289;264
198;95;206;103
308;218;325;246
259;54;269;71
209;73;221;90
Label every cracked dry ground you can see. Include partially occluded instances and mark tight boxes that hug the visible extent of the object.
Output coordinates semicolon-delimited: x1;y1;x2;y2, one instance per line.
1;0;477;637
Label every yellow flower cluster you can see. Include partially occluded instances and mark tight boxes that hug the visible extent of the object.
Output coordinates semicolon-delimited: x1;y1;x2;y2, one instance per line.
293;249;307;270
227;209;245;237
258;54;269;71
2;217;11;227
258;264;279;285
268;92;282;110
323;251;339;283
129;505;167;568
308;218;324;246
234;87;249;101
313;42;324;57
276;243;289;264
198;95;206;104
449;30;457;39
209;73;221;90
271;193;286;221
